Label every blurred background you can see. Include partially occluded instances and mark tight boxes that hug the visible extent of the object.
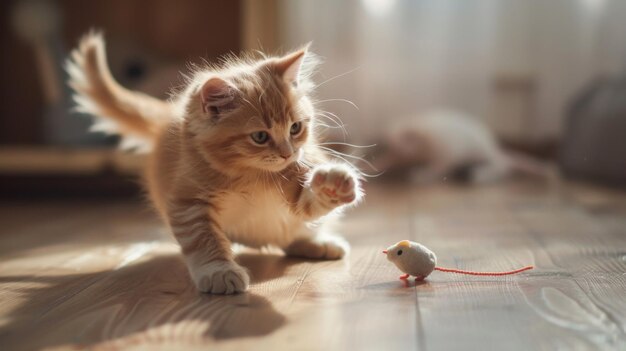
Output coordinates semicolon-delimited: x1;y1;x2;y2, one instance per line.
1;0;626;198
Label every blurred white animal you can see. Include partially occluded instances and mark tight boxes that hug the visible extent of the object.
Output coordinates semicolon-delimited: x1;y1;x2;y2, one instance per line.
374;110;544;183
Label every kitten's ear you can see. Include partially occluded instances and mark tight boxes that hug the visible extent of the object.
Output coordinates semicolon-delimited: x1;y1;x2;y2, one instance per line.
200;77;237;118
274;46;308;85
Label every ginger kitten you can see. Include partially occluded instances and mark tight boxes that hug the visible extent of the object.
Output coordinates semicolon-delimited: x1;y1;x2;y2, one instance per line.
67;33;363;294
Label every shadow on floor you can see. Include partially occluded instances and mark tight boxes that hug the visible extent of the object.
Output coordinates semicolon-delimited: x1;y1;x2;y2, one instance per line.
0;252;303;350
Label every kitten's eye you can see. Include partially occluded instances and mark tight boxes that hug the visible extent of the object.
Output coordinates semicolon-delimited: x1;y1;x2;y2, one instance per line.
290;122;302;135
397;250;403;256
251;131;270;144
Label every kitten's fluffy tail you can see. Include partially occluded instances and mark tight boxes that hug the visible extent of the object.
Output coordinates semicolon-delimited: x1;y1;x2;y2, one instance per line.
66;31;172;150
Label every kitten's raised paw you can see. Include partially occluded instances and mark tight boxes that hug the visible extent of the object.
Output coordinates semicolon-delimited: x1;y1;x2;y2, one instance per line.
285;235;349;260
311;165;359;207
190;260;249;294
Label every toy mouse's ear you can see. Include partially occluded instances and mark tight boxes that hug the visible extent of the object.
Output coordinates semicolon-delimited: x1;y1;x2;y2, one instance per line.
397;240;411;248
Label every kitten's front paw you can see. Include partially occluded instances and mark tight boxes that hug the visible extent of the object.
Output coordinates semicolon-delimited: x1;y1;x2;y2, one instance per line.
190;260;249;294
311;165;360;207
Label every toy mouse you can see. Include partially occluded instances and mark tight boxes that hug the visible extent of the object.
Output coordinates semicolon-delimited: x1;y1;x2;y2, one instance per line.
383;240;533;281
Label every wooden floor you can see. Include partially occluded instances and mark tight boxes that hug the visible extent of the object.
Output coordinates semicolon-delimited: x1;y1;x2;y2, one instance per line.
1;178;626;350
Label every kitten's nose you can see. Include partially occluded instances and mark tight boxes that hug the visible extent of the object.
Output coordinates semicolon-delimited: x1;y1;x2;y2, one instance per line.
278;143;294;159
280;151;293;159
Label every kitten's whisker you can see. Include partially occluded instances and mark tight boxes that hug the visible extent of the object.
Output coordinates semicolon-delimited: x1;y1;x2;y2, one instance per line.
316;146;384;178
316;114;345;128
316;109;343;122
314;122;346;130
313;65;363;89
314;99;359;110
317;146;379;172
277;171;289;181
253;171;262;190
318;142;377;149
315;111;348;138
316;110;347;130
316;122;348;139
315;123;340;130
324;152;363;176
296;158;315;174
315;114;346;130
269;172;286;197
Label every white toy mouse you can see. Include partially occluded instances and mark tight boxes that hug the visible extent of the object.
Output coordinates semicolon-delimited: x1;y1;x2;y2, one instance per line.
383;240;436;281
383;240;533;282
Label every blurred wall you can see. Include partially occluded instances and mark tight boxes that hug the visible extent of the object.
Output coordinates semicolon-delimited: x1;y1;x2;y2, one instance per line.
279;0;626;145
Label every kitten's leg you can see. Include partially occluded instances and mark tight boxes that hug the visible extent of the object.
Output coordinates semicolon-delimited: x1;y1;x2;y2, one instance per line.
294;164;361;220
168;198;249;294
284;226;350;260
286;164;360;260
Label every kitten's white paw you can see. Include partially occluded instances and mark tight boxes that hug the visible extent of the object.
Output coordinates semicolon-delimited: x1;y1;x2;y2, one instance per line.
311;165;359;207
285;235;350;260
190;260;249;294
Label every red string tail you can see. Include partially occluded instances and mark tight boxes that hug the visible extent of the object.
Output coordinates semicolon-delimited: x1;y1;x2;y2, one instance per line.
433;265;534;276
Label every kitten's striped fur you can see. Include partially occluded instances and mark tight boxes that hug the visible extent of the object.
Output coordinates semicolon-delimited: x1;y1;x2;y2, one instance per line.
67;32;363;294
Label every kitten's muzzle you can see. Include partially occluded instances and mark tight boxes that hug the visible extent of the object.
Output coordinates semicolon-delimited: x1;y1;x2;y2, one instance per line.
279;150;294;160
277;142;294;159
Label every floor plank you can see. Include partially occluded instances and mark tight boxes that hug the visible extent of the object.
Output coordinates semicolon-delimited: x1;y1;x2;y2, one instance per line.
0;179;625;350
409;181;626;350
